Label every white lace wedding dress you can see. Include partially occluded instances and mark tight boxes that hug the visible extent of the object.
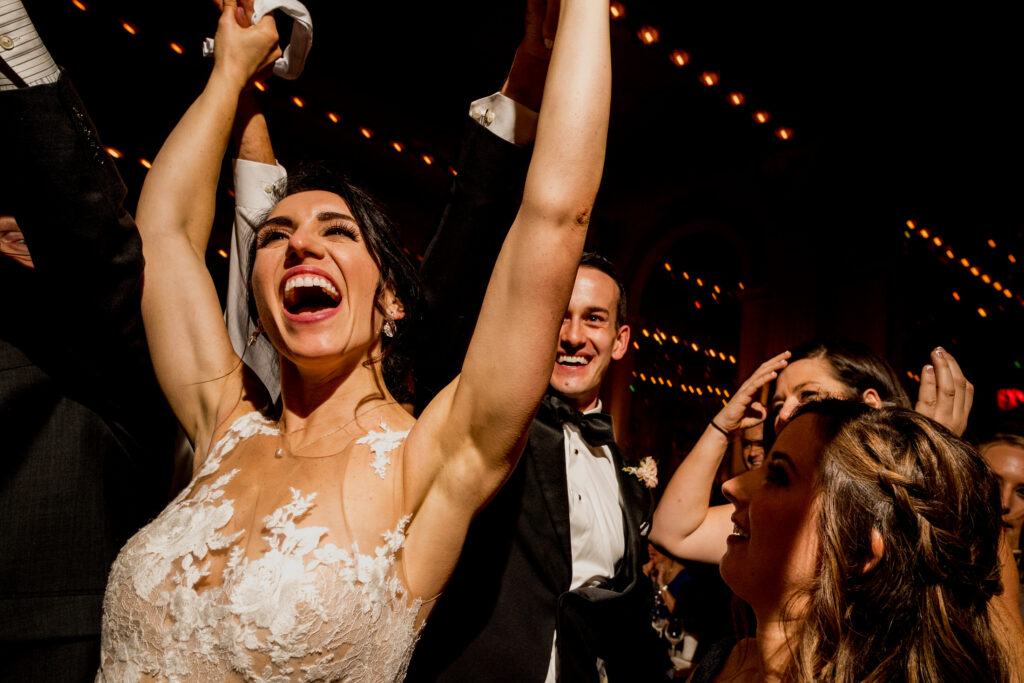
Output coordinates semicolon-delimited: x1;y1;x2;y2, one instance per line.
97;412;424;682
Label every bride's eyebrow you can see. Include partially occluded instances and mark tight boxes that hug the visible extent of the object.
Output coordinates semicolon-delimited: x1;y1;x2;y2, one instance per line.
259;216;293;230
316;211;356;223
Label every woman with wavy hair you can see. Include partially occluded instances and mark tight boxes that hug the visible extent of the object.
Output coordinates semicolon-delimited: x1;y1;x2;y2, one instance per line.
690;401;1021;682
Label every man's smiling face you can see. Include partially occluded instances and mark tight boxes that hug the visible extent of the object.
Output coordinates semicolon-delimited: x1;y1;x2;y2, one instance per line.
549;266;630;412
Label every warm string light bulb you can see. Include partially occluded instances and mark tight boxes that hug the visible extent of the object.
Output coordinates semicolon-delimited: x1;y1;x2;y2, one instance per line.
907;219;1021;309
670;50;690;67
638;26;660;45
609;2;625;19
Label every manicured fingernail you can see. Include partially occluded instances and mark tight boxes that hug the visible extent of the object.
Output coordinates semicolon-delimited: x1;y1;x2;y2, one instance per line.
924;365;934;373
934;347;944;357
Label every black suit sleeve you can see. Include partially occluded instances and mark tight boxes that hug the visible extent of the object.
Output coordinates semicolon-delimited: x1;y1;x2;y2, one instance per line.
0;72;162;439
413;118;532;411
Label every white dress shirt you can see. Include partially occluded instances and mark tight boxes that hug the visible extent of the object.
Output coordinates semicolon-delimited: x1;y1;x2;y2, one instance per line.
545;400;625;683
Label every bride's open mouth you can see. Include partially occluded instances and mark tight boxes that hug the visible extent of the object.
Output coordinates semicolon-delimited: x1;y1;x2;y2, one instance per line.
283;273;341;317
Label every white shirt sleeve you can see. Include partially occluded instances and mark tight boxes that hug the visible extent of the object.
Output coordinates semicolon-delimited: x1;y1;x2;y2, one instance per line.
468;92;539;147
227;158;287;402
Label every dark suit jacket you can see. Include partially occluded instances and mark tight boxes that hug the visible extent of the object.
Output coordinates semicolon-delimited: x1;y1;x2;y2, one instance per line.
0;75;175;650
407;118;667;682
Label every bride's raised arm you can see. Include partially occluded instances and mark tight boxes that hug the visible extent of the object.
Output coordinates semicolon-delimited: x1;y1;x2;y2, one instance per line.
406;0;610;568
135;0;280;447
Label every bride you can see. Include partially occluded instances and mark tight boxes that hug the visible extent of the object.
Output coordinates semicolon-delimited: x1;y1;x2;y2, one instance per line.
97;0;610;680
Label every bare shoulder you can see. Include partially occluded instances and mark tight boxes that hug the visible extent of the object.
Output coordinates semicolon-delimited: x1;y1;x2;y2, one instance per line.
191;365;273;475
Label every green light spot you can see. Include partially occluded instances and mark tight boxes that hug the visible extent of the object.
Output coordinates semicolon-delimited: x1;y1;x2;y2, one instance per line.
629;385;635;392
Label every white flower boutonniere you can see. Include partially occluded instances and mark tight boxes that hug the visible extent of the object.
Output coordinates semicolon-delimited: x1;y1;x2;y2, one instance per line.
622;456;658;489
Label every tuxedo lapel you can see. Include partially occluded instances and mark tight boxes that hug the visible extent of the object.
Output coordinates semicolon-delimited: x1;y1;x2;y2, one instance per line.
526;419;572;569
610;443;650;592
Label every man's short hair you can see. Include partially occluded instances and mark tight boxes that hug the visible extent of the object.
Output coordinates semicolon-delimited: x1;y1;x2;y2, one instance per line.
579;251;627;327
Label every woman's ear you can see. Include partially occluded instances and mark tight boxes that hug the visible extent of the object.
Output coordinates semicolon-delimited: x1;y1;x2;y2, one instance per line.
861;387;883;410
383;288;405;321
862;528;885;573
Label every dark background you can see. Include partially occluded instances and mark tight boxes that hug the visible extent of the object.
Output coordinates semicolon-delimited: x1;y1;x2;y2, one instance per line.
28;0;1023;473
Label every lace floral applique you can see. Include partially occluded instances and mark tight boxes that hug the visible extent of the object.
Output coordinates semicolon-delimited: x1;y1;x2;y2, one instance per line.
356;418;411;479
99;412;423;682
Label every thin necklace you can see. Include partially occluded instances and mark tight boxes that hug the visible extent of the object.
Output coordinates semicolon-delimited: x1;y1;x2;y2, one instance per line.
274;401;397;458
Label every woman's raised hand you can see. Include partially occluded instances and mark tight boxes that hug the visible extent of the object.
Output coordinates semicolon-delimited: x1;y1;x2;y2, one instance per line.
914;347;973;436
212;0;281;90
712;350;791;434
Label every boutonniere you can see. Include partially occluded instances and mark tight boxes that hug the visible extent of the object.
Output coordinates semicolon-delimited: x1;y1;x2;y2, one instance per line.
622;456;658;489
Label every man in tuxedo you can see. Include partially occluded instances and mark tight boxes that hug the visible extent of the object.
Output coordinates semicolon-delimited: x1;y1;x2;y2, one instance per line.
220;2;666;676
0;6;175;679
405;3;667;680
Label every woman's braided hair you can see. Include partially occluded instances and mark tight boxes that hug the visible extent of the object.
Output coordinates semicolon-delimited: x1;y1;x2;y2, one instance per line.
784;402;1009;682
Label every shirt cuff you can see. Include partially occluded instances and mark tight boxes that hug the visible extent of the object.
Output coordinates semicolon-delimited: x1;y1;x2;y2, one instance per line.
232;158;287;210
468;92;539;147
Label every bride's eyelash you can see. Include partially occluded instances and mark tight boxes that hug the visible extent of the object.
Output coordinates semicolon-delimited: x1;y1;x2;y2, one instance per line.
256;227;290;248
324;224;359;240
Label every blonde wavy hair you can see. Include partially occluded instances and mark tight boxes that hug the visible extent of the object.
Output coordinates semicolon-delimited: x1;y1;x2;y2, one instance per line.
784;403;1010;682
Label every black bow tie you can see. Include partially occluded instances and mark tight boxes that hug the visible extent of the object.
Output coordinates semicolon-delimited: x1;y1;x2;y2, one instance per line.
540;393;617;449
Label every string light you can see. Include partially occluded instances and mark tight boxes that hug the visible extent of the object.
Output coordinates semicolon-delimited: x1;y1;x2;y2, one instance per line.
775;127;793;140
728;92;745;105
638;26;660;45
753;110;770;124
105;147;123;159
63;5;458;181
636;329;737;365
906;219;1022;309
631;371;734;401
391;141;404;152
669;50;690;67
217;249;228;258
701;71;720;87
138;158;152;169
609;2;625;19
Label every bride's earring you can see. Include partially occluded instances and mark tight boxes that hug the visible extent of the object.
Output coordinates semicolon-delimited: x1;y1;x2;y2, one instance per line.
248;320;264;347
382;316;396;338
